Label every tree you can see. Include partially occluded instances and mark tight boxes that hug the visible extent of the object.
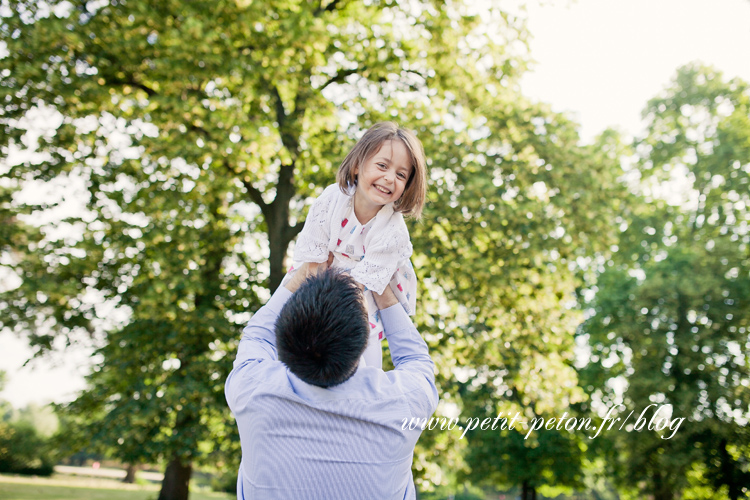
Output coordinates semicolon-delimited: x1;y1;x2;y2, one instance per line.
581;64;750;500
1;180;43;310
0;376;57;476
409;108;629;494
2;0;638;495
1;0;552;498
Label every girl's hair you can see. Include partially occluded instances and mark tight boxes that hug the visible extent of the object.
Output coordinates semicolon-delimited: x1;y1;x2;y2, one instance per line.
336;122;427;219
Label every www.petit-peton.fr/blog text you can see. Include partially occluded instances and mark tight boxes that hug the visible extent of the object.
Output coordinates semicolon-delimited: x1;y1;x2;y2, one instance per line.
403;404;685;440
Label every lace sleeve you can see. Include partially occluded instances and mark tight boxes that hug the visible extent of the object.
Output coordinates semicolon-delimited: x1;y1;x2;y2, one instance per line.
293;185;340;263
350;224;413;294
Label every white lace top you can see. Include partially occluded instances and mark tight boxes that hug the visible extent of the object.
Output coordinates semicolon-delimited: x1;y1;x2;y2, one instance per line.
295;184;414;293
291;184;418;368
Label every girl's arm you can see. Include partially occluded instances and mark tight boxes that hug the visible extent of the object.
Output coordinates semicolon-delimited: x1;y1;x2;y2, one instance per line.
293;184;340;263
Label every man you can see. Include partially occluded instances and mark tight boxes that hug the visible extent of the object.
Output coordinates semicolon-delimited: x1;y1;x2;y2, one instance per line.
225;260;438;499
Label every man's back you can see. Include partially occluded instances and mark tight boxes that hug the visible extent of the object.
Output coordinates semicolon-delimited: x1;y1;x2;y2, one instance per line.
225;285;437;500
231;362;430;498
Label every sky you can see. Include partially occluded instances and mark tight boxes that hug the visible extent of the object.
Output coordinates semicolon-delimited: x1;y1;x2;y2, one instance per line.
519;0;750;143
1;0;750;408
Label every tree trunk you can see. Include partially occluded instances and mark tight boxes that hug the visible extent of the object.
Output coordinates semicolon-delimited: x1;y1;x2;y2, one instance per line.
651;468;673;500
653;489;673;500
158;456;192;500
267;161;298;292
718;438;746;500
268;222;289;292
520;481;537;500
122;463;138;483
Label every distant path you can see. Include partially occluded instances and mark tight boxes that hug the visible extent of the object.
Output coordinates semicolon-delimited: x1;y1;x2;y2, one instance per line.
0;466;163;491
0;471;158;491
54;465;164;482
0;471;233;500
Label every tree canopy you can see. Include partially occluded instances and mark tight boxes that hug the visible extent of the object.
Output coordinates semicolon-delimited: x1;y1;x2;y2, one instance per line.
4;0;616;497
581;64;750;500
5;2;745;500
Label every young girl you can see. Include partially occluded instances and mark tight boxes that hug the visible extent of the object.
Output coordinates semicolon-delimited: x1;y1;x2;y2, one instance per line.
288;122;427;369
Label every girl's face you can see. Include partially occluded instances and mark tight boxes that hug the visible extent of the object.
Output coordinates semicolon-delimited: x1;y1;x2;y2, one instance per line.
354;139;413;211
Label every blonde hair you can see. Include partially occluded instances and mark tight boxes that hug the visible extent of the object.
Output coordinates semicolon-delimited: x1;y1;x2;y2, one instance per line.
336;122;427;219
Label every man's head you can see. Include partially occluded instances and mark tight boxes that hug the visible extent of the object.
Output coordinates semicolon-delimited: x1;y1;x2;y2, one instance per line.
276;269;369;388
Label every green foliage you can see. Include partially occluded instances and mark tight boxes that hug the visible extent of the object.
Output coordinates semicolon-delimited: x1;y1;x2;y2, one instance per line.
2;0;628;497
0;419;55;476
413;123;627;492
13;404;59;438
581;64;750;500
0;385;58;476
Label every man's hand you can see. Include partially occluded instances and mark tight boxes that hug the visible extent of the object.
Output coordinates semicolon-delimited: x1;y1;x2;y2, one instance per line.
283;254;334;293
372;283;399;310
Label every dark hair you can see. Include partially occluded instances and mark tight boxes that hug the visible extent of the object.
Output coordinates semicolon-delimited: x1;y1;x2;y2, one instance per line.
336;122;428;219
275;269;369;388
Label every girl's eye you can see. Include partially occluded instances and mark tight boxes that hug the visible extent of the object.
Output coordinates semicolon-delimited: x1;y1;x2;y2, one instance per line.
378;163;387;169
397;173;406;179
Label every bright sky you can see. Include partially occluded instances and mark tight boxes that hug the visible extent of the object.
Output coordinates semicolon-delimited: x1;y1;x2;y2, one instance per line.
2;0;750;408
520;0;750;143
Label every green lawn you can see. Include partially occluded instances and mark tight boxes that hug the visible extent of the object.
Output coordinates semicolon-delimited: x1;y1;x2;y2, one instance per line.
0;476;233;500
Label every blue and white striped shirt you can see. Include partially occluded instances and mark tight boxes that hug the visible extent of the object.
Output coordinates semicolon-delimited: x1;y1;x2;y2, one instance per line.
225;287;438;500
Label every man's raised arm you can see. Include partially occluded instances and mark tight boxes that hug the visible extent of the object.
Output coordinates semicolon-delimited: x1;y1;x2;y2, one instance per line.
231;260;332;368
373;286;438;412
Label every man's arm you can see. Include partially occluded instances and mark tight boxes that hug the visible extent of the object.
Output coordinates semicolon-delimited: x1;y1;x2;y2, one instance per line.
227;261;333;412
231;260;331;370
284;257;332;294
231;287;290;369
372;284;399;309
373;286;439;413
224;282;290;411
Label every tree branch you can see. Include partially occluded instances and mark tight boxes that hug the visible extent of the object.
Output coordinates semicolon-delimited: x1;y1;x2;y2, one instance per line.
315;0;343;16
223;163;268;215
187;123;210;137
320;67;362;90
241;178;267;213
271;85;287;130
106;75;157;97
404;68;428;82
236;44;258;52
128;80;157;97
272;84;303;157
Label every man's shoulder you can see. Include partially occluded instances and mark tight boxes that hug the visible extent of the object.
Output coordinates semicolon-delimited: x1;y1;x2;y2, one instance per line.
336;368;438;427
226;359;294;410
346;366;430;402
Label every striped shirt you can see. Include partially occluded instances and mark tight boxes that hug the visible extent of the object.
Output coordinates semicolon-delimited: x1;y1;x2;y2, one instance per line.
225;287;438;500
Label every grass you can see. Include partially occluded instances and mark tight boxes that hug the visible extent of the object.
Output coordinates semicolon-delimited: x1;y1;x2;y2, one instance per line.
0;473;233;500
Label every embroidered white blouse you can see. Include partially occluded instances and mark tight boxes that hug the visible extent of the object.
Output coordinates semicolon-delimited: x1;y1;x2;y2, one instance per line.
289;184;418;368
293;184;417;314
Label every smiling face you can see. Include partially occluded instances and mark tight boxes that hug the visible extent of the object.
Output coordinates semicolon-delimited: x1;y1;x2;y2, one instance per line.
352;139;413;222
